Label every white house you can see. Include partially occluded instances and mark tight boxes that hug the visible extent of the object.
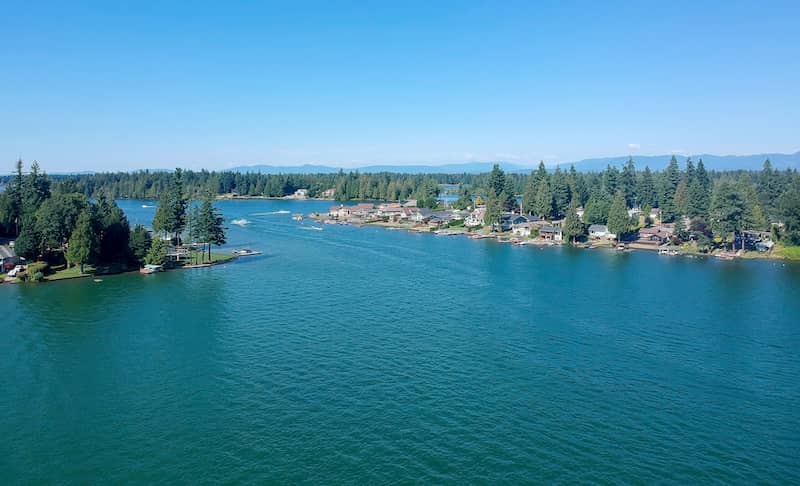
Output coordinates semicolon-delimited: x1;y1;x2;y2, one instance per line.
465;207;486;227
511;222;535;237
588;224;616;240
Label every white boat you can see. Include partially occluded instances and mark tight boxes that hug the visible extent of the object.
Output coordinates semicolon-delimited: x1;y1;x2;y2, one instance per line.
231;219;251;226
140;264;163;274
292;214;304;221
300;226;323;231
233;248;262;256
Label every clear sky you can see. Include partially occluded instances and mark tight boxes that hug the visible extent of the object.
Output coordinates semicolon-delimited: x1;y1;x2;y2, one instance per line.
2;1;799;172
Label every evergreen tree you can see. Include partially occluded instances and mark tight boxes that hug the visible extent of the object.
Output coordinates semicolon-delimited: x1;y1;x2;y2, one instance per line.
583;192;610;225
145;237;168;266
563;199;585;244
129;225;152;265
659;156;681;222
673;179;690;217
637;166;657;209
533;178;554;219
779;178;800;245
620;157;637;207
603;165;619;196
195;193;227;262
551;168;570;217
710;180;746;250
66;209;94;274
607;191;630;242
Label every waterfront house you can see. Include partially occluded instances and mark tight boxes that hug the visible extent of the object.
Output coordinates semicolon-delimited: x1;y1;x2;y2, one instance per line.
291;188;308;199
637;226;673;244
511;222;536;238
465;207;486;227
576;206;585;221
320;188;336;199
409;208;433;224
589;224;616;240
328;205;344;218
538;225;563;241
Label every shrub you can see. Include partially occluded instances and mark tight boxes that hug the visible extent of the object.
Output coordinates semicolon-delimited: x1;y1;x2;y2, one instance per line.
33;271;45;282
28;261;50;276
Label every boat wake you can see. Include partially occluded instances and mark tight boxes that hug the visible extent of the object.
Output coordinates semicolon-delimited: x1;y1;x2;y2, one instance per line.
141;204;155;208
251;210;291;216
300;226;323;231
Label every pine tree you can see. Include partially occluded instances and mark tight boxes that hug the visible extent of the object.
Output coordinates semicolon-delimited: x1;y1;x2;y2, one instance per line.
551;168;570;218
66;209;94;274
659;156;681;222
533;178;554;219
620;157;637;207
607;191;630;242
129;225;152;265
710;180;746;250
563;199;585;244
196;193;227;262
637;166;657;209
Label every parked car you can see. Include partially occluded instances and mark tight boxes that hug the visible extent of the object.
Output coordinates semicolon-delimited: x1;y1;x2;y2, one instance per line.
7;265;26;277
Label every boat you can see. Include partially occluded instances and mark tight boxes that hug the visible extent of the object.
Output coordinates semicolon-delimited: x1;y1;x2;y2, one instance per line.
299;226;323;231
292;214;304;221
232;248;262;256
616;243;627;251
231;218;251;226
140;264;163;274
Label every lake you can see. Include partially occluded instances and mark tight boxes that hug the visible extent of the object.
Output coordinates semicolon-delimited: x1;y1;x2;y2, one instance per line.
1;199;799;484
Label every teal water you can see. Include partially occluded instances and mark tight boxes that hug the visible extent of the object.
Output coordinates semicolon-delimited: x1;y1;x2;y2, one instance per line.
2;199;799;484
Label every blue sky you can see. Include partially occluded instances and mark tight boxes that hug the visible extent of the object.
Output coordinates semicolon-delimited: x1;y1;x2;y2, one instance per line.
1;1;798;172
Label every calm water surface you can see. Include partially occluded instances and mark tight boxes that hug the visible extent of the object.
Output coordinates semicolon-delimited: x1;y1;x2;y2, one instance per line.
2;199;799;484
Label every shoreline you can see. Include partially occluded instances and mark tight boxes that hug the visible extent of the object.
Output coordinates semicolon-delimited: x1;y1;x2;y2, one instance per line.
2;252;238;286
308;213;798;263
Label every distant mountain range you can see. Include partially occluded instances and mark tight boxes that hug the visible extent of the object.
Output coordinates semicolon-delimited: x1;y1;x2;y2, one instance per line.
229;151;800;174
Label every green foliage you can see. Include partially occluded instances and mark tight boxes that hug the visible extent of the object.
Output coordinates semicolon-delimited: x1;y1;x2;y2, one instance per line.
533;178;554;219
193;192;228;262
145;237;168;266
129;224;152;265
607;191;630;241
620;157;637;207
66;209;95;273
637;166;657;209
583;192;610;225
779;178;800;245
710;180;746;249
563;200;585;243
451;185;472;210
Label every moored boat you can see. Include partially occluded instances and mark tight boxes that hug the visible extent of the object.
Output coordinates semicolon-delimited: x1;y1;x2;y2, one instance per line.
233;248;262;256
140;264;163;274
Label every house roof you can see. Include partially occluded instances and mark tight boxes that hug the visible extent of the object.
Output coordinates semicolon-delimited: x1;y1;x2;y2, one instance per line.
588;224;608;232
540;225;561;233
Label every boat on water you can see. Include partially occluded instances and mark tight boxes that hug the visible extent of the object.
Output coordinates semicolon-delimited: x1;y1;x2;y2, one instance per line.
291;214;304;221
659;248;679;256
140;264;163;274
231;218;251;226
616;243;627;251
300;226;323;231
233;248;262;256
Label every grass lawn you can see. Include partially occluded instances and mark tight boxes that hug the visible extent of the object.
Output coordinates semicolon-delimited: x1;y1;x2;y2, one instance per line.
46;264;96;281
771;245;800;261
180;250;236;265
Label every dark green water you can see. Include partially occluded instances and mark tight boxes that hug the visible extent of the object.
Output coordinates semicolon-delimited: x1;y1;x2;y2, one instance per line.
2;200;799;484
